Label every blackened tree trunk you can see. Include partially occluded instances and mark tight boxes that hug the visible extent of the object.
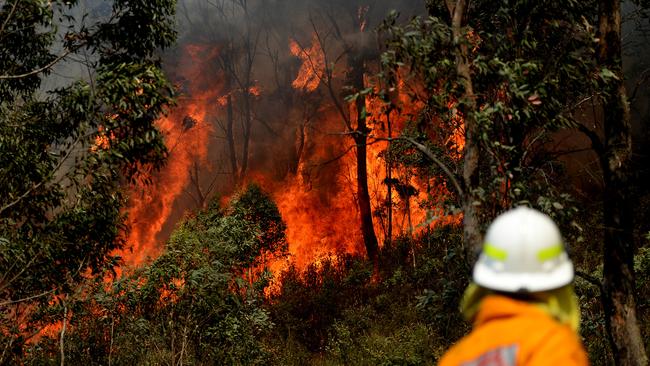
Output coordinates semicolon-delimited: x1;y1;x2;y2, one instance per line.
239;20;255;181
351;54;379;265
225;74;239;186
241;88;252;180
212;0;257;188
386;110;393;244
315;4;379;264
598;1;648;365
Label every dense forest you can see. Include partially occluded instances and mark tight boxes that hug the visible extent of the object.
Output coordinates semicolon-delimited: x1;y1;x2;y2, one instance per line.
1;0;649;365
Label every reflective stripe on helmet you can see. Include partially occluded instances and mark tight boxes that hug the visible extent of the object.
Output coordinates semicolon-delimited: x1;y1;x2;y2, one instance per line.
537;244;564;262
483;243;508;261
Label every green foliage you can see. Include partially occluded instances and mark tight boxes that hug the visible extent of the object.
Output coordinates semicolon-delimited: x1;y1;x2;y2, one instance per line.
634;244;650;357
378;0;601;222
4;1;648;364
0;1;57;100
0;0;176;359
269;254;375;353
325;321;439;366
229;184;289;267
26;185;286;365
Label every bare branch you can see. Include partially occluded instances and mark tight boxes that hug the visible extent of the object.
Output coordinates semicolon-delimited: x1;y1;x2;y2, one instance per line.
60;301;67;366
393;136;465;199
575;122;605;155
311;144;356;167
307;16;353;132
629;67;650;103
0;0;20;36
253;116;281;137
567;94;598;112
0;289;55;307
0;131;82;215
0;49;74;80
326;130;364;137
0;251;40;293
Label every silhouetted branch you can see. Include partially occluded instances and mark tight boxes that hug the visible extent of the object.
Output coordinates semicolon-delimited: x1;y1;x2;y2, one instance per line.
629;68;650;104
575;122;605;155
0;289;55;307
373;136;464;199
0;49;74;80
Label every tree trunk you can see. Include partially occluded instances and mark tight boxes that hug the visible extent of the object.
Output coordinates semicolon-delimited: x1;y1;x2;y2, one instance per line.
351;55;379;265
386;111;393;244
598;1;648;364
450;0;482;262
225;74;239;186
294;122;306;174
241;89;252;180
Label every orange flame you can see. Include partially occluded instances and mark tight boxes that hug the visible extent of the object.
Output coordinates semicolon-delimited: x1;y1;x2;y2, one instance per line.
289;33;326;92
91;125;116;152
119;37;463;278
120;43;218;267
264;69;463;275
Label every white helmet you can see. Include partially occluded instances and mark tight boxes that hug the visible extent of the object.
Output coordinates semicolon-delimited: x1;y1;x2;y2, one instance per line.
473;206;574;293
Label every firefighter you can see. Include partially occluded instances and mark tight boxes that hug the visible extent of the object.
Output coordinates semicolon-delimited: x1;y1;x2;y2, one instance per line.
439;206;589;366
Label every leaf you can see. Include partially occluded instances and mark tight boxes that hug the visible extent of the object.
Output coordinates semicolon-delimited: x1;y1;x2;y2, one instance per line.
600;68;619;80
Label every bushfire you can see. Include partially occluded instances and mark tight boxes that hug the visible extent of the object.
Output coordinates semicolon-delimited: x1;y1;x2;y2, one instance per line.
120;14;462;276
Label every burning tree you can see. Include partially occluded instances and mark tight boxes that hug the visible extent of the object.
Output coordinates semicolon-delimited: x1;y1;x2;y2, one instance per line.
296;2;383;265
151;0;427;271
275;0;437;266
175;0;265;187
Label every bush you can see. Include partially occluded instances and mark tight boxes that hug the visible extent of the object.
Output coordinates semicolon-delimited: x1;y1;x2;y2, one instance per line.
269;226;469;365
26;184;286;365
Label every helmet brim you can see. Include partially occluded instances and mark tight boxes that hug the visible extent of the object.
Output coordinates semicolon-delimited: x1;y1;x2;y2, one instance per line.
473;258;574;293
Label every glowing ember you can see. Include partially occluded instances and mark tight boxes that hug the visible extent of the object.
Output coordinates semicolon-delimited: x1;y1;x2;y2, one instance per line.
91;125;116;152
249;85;261;96
358;5;370;32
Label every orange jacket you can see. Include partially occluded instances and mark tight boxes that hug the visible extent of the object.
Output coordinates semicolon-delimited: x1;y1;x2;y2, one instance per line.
439;295;589;366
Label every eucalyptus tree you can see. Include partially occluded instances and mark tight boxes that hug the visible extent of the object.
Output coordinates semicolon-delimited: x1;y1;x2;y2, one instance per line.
379;0;599;259
0;0;176;361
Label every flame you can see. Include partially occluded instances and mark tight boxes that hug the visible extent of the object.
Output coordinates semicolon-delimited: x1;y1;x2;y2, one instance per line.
120;43;218;267
91;125;116;152
119;36;463;277
447;101;465;157
249;85;261;96
123;112;210;266
271;165;365;270
362;75;463;243
358;5;370;32
289;33;325;92
264;69;463;276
